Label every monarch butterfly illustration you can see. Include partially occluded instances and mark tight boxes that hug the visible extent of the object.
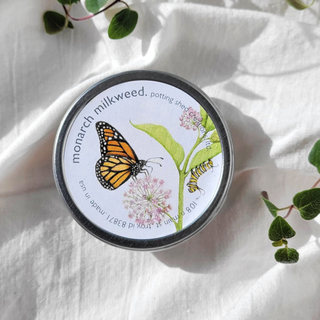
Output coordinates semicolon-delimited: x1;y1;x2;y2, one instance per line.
95;122;161;190
187;159;214;197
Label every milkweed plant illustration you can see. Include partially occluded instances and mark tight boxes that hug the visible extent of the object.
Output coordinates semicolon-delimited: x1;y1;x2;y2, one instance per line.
126;106;221;232
123;176;173;226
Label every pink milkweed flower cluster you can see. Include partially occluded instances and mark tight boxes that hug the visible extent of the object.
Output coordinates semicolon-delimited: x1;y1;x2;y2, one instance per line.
123;176;172;225
179;107;202;131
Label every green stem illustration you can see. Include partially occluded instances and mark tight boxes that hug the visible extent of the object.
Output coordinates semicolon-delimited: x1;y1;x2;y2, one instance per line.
177;171;186;231
164;211;179;229
176;131;208;231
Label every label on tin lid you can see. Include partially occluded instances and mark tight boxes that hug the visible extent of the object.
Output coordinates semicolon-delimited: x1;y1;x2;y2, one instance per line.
62;80;223;240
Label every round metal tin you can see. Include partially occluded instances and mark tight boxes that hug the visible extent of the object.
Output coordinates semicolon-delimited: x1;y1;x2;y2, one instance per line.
53;70;233;251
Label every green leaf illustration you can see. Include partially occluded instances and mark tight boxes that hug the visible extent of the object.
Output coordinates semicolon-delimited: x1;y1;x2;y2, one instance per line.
43;11;74;35
108;9;138;39
261;194;279;218
293;188;320;220
285;0;315;10
85;0;108;13
188;143;221;173
268;216;296;241
210;130;220;143
308;140;320;173
57;0;80;5
275;247;299;264
200;106;215;132
131;122;185;169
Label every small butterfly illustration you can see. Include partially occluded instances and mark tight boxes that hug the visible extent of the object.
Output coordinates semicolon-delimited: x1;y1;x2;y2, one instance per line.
95;122;161;190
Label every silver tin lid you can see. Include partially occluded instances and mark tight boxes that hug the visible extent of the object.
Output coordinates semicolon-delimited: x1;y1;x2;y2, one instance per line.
53;70;234;251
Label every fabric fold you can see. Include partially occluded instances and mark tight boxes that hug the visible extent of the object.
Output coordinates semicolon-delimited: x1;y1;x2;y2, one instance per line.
1;1;320;319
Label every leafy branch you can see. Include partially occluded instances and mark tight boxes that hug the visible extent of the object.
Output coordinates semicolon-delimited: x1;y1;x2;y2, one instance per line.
43;0;316;39
261;140;320;264
43;0;138;39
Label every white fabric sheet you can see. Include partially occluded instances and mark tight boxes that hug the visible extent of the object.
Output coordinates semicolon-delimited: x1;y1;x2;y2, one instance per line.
1;0;320;319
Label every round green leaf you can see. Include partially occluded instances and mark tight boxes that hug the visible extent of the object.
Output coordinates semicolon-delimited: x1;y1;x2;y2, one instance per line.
261;194;279;218
293;188;320;220
275;247;299;264
57;0;80;4
85;0;108;13
285;0;315;10
67;21;74;30
308;139;320;173
108;9;138;40
210;130;220;143
43;11;73;35
268;216;296;241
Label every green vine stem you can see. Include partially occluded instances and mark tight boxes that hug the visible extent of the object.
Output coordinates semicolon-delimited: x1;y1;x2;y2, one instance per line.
62;0;123;21
311;177;320;188
283;205;295;219
63;5;72;27
263;137;320;265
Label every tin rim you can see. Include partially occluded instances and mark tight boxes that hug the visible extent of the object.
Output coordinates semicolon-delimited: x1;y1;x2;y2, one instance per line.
53;70;234;251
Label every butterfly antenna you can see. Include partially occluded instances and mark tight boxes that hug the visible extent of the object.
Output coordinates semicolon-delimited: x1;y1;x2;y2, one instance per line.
147;157;163;167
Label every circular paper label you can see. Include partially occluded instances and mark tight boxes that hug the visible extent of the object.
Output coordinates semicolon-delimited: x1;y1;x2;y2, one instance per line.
63;80;223;240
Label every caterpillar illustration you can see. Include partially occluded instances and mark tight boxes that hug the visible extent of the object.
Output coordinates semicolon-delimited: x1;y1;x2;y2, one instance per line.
187;159;214;198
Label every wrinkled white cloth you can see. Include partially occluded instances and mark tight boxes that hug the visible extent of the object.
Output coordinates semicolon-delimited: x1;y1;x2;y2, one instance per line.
1;1;320;319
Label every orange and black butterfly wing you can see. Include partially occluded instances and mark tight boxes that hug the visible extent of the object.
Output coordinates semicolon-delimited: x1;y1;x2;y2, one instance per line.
96;121;139;162
95;156;136;190
95;122;139;190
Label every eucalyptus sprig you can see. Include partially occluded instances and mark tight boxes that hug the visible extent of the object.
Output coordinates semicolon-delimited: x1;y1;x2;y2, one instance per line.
261;140;320;264
43;0;138;39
